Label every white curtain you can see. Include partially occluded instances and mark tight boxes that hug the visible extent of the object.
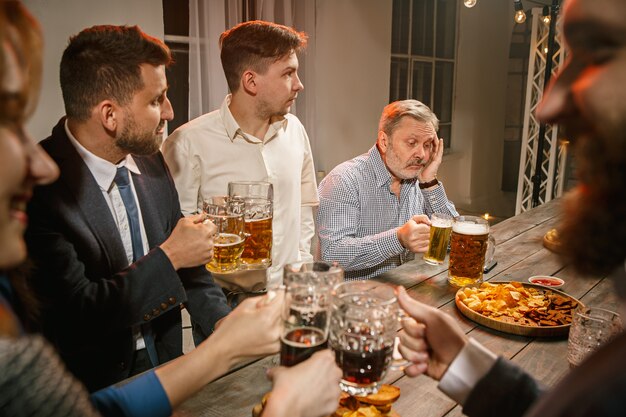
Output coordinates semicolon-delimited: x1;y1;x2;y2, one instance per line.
188;0;317;146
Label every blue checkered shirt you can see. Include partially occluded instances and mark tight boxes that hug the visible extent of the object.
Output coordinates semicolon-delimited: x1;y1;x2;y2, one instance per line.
317;146;458;280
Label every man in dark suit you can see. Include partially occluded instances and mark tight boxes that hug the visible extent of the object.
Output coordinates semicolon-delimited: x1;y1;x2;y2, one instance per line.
25;25;231;392
396;0;626;416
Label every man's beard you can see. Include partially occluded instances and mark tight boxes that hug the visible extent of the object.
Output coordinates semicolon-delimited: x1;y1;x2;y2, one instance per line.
115;116;163;156
559;127;626;276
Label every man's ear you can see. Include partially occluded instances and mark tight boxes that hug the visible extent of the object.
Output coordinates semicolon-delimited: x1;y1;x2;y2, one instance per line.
241;70;258;95
377;131;389;154
98;100;117;132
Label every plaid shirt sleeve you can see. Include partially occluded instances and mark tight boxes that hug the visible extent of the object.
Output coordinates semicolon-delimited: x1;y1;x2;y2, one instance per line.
317;172;406;272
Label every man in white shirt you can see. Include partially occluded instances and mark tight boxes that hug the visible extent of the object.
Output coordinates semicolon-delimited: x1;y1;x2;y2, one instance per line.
162;21;318;291
395;0;626;416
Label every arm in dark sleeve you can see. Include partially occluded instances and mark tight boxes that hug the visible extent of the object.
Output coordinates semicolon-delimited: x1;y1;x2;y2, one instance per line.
463;357;544;417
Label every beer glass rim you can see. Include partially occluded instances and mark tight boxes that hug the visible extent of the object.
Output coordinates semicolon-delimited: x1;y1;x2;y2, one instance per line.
453;215;489;224
284;261;343;274
228;180;273;187
573;305;621;323
332;281;397;307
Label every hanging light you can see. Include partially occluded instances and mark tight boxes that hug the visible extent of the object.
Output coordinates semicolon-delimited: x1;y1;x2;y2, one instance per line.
542;6;551;24
514;0;526;24
464;0;477;8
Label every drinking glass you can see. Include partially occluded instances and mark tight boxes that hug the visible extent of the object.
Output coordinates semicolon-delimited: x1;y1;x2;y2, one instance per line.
203;199;245;273
447;215;496;287
227;181;273;269
567;306;622;368
329;281;403;396
280;262;344;367
423;213;454;265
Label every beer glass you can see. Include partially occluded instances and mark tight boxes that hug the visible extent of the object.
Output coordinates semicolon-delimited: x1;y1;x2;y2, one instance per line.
567;306;622;368
280;262;344;367
423;213;454;265
227;181;273;269
447;215;496;287
203;199;246;273
329;281;400;396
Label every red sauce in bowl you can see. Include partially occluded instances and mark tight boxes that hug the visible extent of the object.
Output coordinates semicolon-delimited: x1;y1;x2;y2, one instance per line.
528;276;564;287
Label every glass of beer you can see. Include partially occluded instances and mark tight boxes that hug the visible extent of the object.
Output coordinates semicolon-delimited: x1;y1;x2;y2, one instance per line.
228;181;273;269
423;213;454;265
280;262;343;367
203;199;246;273
329;281;400;396
447;215;496;287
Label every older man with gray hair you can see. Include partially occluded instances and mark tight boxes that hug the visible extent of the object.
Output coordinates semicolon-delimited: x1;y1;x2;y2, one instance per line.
317;100;458;280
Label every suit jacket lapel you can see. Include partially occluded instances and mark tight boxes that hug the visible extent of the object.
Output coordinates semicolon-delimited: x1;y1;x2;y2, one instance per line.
46;121;128;271
132;156;166;249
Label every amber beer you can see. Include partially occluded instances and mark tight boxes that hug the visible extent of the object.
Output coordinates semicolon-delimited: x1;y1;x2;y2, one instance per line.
241;215;272;268
448;216;490;287
206;233;245;273
423;213;453;265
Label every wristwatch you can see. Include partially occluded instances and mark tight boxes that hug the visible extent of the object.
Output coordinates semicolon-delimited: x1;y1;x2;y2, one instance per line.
418;177;439;189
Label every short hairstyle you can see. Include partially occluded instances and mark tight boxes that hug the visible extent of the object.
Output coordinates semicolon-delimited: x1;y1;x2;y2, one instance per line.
0;0;43;123
60;25;172;121
219;20;307;93
378;100;439;137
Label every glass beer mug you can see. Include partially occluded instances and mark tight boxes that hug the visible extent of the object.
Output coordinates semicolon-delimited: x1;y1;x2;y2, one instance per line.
447;215;496;287
329;281;402;396
203;198;246;273
423;213;454;265
280;262;344;367
228;181;273;270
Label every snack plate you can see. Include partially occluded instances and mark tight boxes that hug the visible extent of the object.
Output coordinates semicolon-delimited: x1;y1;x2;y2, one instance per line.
455;281;582;338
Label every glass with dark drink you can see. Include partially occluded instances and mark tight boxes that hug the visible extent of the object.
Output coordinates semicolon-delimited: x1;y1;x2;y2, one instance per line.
280;262;344;367
228;182;273;269
448;215;496;287
329;281;401;396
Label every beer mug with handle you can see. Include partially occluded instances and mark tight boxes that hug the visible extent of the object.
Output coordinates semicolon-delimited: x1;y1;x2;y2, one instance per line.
203;197;246;273
280;261;344;367
329;281;405;396
228;181;273;270
423;213;454;265
447;215;496;287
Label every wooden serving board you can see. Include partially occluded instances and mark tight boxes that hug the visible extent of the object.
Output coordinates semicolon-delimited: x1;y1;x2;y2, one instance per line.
455;281;582;338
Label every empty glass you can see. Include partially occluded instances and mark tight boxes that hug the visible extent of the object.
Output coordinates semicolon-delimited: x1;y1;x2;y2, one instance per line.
567;305;622;368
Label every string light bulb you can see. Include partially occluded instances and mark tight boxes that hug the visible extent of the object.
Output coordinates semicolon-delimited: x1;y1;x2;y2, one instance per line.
514;0;526;24
542;6;551;24
464;0;477;8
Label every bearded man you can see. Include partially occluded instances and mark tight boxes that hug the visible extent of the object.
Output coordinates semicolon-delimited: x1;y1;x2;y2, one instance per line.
395;0;626;415
24;25;230;392
316;99;458;280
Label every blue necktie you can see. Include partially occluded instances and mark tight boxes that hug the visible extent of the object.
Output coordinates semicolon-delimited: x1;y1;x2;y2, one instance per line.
114;167;144;262
114;167;159;367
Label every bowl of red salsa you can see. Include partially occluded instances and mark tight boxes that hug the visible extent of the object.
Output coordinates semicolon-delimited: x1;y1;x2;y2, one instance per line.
528;276;565;288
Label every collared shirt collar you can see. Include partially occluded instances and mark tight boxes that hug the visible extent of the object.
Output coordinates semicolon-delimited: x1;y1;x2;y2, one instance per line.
64;120;141;192
219;94;288;144
368;145;394;188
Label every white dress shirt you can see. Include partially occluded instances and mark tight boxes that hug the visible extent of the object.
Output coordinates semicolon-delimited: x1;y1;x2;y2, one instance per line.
65;121;149;350
162;95;318;287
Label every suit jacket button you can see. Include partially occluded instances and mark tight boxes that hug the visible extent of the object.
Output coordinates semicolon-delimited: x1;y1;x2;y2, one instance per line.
168;297;176;305
152;308;160;316
161;302;168;311
119;362;126;370
143;314;151;321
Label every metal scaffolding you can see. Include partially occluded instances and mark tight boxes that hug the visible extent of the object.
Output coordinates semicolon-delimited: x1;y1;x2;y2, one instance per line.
515;7;566;214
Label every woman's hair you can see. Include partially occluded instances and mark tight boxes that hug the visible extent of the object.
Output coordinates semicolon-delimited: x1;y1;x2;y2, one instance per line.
0;0;43;124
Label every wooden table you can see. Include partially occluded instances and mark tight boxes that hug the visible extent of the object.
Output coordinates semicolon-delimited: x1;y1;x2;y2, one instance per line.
174;199;619;417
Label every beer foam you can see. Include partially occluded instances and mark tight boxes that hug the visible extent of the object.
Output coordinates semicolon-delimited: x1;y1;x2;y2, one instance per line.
214;233;244;246
452;222;488;235
431;218;453;228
